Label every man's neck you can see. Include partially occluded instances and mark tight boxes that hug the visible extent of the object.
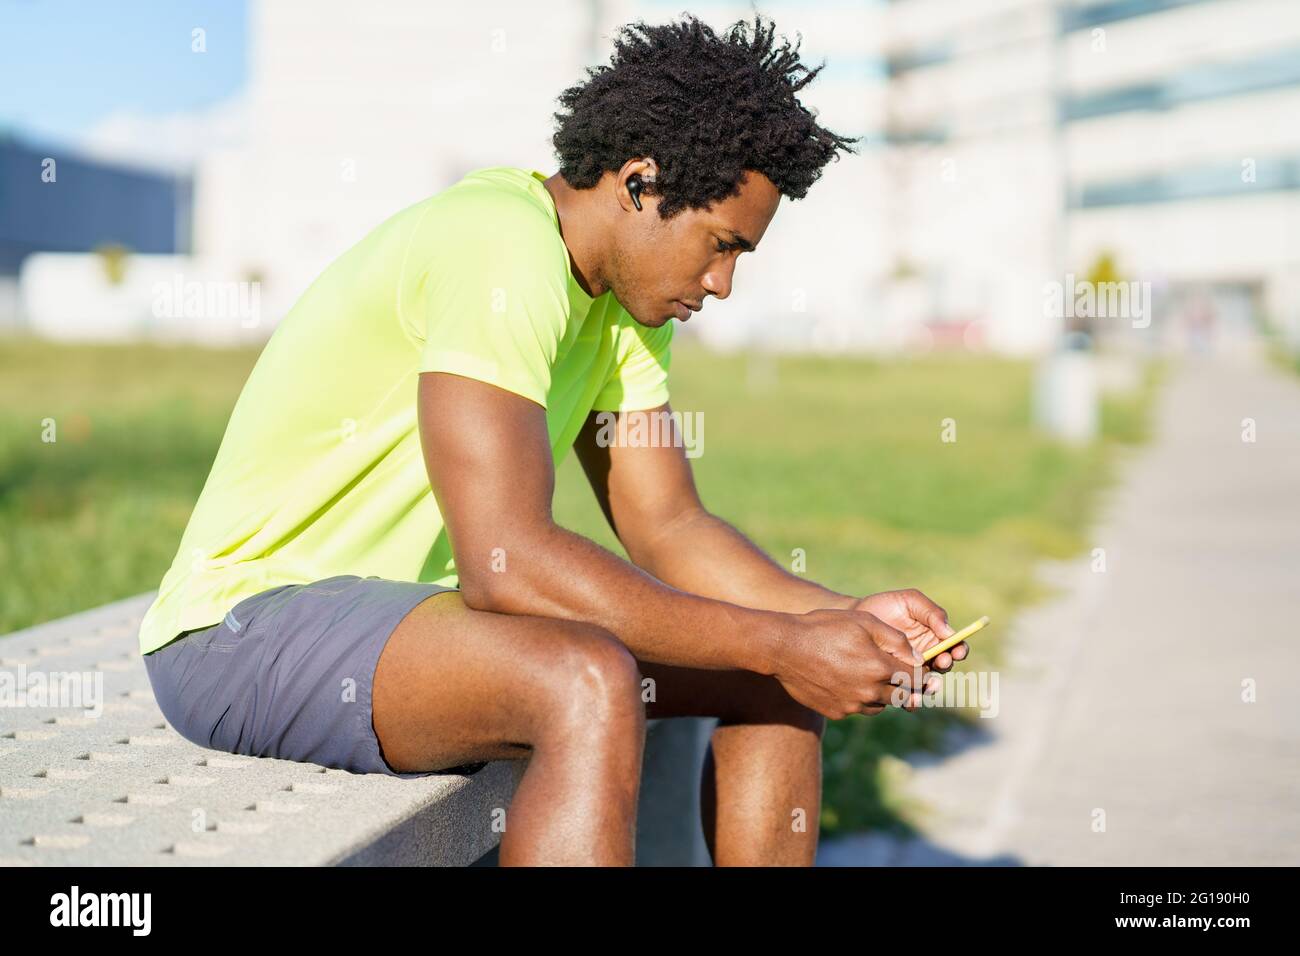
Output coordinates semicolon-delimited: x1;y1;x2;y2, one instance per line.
541;172;610;300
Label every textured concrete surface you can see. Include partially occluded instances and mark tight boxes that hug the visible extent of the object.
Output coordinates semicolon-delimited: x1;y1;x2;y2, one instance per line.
819;342;1300;866
0;592;714;865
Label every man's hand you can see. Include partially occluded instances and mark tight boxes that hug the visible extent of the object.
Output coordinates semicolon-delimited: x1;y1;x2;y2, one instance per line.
769;609;932;719
852;589;967;696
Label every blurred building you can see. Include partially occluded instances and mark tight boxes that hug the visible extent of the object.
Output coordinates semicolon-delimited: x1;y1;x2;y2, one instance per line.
1061;0;1300;354
189;0;625;325
4;0;1294;355
0;133;191;331
856;0;1300;355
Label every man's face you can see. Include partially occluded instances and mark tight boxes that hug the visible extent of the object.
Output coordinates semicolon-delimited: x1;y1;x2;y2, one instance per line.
609;170;781;328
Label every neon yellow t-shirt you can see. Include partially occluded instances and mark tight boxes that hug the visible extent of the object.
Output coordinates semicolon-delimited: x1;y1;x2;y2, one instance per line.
137;166;672;655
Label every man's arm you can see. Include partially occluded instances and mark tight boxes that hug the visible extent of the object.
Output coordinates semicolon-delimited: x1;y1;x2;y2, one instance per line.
420;375;936;718
418;372;794;673
572;403;857;614
635;507;858;614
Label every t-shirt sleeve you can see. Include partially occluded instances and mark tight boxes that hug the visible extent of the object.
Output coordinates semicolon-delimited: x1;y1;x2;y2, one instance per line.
413;198;572;408
591;311;674;412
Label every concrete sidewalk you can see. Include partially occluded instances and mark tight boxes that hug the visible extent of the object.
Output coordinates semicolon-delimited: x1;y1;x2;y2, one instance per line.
819;341;1300;866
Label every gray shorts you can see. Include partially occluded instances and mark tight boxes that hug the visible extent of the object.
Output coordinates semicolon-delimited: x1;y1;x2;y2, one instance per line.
143;574;487;778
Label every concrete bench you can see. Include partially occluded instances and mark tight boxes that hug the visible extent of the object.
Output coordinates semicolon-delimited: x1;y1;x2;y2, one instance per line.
0;593;715;866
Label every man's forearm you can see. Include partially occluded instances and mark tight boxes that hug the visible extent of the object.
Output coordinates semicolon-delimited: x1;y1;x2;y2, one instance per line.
459;522;790;674
634;508;857;614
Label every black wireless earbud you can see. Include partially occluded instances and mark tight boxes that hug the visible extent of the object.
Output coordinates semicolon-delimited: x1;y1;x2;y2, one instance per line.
628;165;657;210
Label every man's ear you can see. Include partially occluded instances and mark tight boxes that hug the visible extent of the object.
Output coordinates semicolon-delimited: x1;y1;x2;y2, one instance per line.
617;158;659;212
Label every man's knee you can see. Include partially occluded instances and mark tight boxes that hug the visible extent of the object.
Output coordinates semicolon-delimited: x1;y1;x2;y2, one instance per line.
545;621;645;724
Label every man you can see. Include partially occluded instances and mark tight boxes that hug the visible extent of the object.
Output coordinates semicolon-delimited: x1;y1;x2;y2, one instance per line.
139;13;968;866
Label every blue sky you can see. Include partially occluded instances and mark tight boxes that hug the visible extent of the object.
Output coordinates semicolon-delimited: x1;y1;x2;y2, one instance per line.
0;0;248;148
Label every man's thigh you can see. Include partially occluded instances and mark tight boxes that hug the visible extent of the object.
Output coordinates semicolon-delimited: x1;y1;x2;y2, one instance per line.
373;590;640;773
637;658;822;729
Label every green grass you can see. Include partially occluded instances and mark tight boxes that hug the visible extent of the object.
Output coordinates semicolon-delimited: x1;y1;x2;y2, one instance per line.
0;340;263;630
0;334;1162;836
1261;315;1300;379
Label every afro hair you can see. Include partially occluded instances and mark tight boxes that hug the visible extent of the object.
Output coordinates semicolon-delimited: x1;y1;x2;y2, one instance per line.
551;11;860;219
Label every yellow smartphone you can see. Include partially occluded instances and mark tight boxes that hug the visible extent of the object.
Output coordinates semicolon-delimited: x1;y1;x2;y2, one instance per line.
922;615;989;663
